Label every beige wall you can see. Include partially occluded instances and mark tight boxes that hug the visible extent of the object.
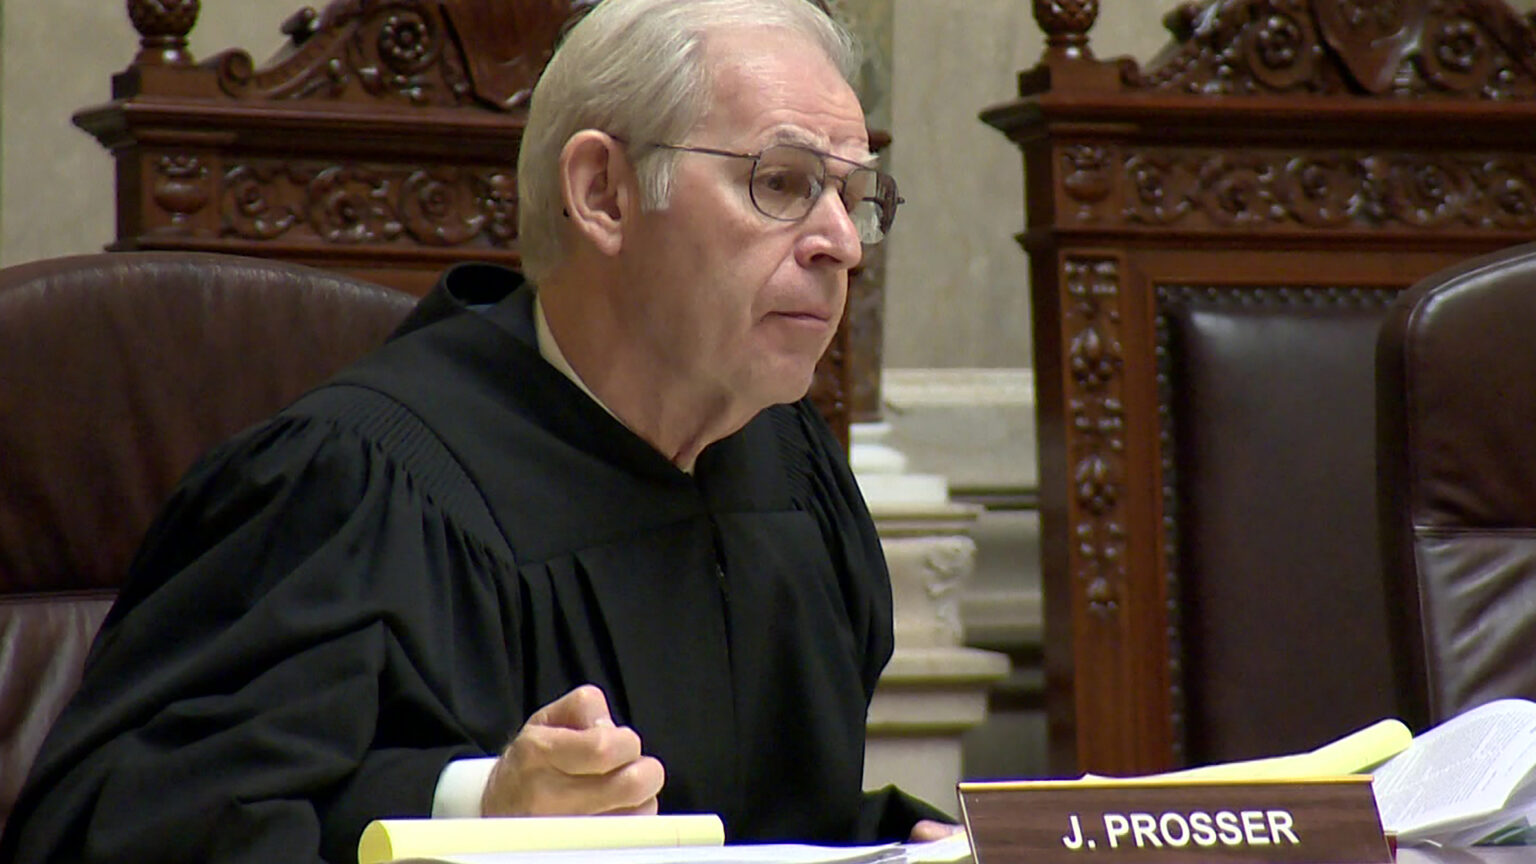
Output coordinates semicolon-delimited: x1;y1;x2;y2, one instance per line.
886;0;1191;368
0;1;291;268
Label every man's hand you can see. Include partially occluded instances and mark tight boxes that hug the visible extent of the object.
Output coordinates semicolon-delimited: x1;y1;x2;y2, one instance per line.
908;820;962;843
480;684;665;817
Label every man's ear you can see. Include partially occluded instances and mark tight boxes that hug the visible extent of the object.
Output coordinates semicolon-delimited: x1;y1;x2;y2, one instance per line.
558;131;634;257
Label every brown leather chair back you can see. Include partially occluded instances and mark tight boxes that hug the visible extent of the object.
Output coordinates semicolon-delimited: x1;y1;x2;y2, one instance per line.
1161;288;1402;765
0;252;415;833
1377;241;1536;731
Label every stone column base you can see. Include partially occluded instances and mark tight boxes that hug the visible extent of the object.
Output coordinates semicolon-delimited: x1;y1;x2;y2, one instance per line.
853;420;1012;813
865;645;1011;814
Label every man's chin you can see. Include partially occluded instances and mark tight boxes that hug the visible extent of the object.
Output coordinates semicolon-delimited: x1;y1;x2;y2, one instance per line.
736;348;833;411
761;360;822;407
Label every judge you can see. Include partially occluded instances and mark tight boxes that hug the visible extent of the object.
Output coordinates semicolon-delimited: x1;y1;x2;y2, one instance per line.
0;0;953;861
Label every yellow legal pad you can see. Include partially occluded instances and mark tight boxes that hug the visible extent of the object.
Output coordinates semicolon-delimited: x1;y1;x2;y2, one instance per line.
1073;717;1413;786
357;813;726;864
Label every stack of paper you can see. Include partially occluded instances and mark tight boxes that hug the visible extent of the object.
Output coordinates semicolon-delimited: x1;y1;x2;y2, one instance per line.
357;814;972;864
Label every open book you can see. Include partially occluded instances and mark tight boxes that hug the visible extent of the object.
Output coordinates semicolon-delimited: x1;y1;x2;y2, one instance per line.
1369;699;1536;846
1108;698;1536;847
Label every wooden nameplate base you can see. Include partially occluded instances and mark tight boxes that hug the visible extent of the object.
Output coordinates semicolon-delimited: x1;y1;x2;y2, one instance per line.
958;777;1393;864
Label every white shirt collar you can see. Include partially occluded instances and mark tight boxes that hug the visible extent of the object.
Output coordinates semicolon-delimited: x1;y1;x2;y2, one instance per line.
532;291;694;474
533;290;621;423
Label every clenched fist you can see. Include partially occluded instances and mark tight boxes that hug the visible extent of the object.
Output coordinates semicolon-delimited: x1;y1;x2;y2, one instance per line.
480;684;666;817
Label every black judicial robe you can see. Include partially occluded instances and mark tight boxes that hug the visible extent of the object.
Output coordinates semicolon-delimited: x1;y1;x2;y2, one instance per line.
2;264;941;864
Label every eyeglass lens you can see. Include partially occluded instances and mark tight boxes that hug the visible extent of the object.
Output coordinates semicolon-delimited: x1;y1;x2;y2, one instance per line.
748;145;897;244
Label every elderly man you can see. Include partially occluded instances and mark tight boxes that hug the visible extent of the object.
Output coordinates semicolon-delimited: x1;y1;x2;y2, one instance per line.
1;1;951;862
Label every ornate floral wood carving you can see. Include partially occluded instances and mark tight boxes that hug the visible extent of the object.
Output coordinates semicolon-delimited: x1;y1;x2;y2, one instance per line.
93;0;864;448
211;160;518;248
213;1;475;105
153;155;211;229
1058;145;1536;232
1064;256;1126;620
159;0;591;108
439;0;601;109
1125;0;1536;98
1314;0;1431;93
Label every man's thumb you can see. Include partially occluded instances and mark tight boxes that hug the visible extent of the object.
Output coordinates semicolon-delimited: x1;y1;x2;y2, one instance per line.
536;683;613;729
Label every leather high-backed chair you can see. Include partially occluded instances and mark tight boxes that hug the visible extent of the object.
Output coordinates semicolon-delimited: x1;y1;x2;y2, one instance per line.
1160;290;1401;761
1377;241;1536;732
0;251;416;833
984;0;1536;775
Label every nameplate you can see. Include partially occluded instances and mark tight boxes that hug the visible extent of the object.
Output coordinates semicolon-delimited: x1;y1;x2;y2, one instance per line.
957;777;1392;864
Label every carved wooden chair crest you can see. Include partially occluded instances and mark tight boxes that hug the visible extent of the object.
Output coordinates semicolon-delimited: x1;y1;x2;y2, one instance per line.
986;0;1536;776
81;0;860;443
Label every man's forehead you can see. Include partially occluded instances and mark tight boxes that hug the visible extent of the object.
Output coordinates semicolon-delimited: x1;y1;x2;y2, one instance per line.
697;27;871;162
758;125;874;165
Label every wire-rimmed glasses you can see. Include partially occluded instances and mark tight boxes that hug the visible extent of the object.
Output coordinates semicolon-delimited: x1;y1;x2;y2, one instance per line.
640;141;903;245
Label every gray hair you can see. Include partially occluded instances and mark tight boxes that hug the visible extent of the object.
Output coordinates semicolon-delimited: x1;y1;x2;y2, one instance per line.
515;0;861;284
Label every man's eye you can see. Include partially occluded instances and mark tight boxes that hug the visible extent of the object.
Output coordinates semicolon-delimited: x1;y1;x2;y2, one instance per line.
757;169;818;200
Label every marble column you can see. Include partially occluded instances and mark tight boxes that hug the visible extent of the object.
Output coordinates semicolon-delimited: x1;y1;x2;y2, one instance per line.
854;421;1010;813
827;0;1011;814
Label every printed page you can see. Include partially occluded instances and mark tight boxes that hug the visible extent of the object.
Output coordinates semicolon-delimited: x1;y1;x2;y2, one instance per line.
1371;699;1536;842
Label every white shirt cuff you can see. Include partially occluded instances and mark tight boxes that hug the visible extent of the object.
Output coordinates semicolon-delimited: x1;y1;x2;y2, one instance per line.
433;757;498;818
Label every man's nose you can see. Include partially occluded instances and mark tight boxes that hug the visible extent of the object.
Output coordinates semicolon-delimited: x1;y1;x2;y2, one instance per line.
796;187;864;270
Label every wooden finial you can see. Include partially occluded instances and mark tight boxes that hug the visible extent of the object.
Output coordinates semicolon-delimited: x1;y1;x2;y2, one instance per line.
1033;0;1100;58
127;0;201;65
